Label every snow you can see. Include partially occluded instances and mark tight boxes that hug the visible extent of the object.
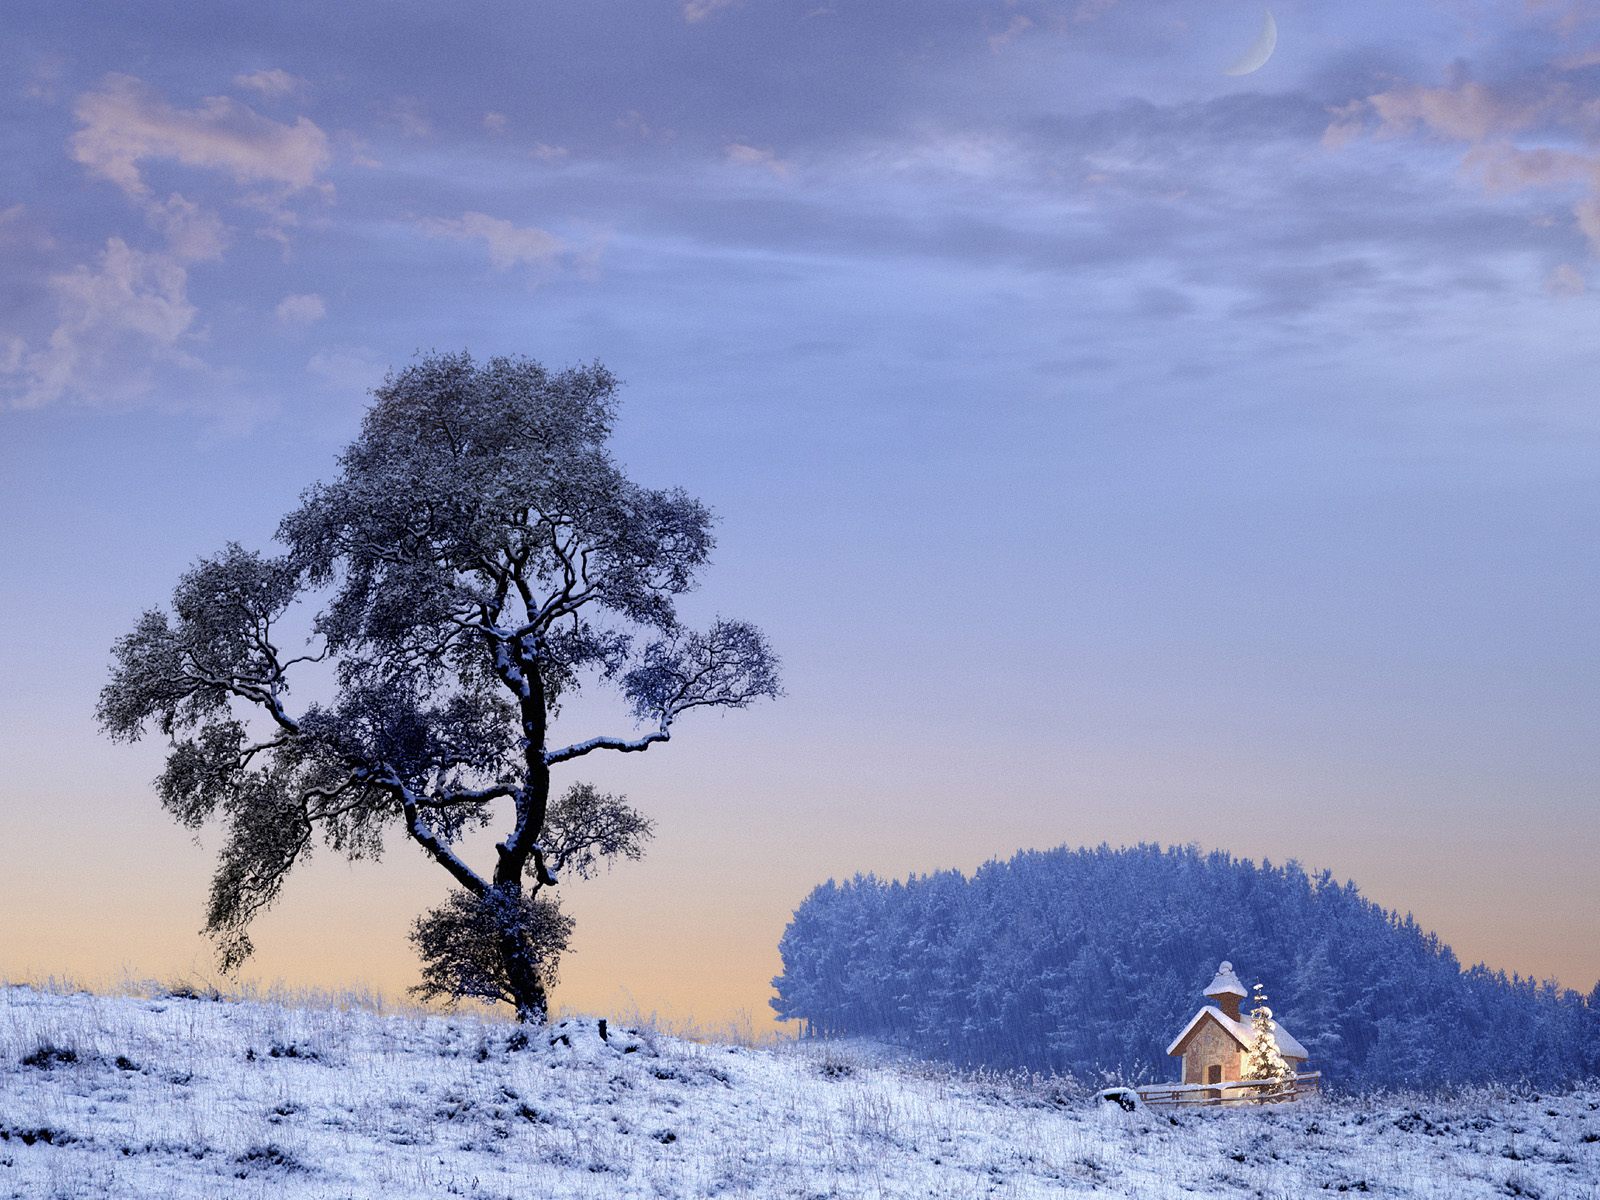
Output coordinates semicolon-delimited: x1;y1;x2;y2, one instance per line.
3;984;1598;1199
1204;960;1248;999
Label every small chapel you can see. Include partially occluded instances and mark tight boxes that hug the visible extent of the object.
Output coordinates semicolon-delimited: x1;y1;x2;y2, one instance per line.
1165;960;1309;1086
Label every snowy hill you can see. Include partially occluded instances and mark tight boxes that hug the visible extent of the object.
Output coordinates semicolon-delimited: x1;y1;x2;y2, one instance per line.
2;985;1597;1199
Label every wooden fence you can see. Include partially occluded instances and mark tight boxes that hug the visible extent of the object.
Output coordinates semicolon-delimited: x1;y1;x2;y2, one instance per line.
1132;1072;1322;1109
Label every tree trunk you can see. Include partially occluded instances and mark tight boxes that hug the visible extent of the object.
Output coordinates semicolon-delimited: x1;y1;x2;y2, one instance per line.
498;928;549;1024
492;638;555;1023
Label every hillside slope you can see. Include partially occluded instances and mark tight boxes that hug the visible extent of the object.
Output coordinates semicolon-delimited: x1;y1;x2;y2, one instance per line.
2;985;1597;1199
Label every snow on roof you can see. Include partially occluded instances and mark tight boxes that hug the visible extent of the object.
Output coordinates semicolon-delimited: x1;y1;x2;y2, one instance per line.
1204;961;1247;999
1166;1005;1310;1061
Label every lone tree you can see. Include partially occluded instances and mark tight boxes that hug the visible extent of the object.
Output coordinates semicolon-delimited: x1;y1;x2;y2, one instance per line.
98;352;780;1022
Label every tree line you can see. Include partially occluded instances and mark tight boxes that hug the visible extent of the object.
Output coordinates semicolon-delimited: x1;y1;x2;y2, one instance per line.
771;844;1600;1090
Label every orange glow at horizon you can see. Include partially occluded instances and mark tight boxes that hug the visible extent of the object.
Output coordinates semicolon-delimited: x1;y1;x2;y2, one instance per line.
5;726;1598;1027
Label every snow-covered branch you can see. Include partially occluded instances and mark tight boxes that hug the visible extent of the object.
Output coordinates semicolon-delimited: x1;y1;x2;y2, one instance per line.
544;725;672;766
386;773;489;896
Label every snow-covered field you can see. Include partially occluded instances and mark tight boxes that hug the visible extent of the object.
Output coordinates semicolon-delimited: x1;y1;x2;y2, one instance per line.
2;984;1596;1199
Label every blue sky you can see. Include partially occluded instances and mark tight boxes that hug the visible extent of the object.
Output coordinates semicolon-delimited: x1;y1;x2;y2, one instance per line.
3;0;1599;1021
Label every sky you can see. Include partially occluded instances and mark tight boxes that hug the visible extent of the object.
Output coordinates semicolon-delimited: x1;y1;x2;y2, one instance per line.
2;0;1599;1030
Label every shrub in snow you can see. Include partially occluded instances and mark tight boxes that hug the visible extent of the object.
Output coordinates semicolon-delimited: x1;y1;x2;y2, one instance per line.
0;1125;76;1146
410;886;572;1011
20;1043;79;1070
160;981;223;1003
232;1142;306;1177
266;1041;321;1061
818;1049;857;1079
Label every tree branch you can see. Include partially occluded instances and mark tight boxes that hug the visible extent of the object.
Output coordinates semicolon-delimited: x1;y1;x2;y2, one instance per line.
378;773;488;895
543;723;671;766
434;783;518;808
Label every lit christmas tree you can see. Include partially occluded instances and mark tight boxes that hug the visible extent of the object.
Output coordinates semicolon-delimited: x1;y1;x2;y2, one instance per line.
1243;981;1292;1097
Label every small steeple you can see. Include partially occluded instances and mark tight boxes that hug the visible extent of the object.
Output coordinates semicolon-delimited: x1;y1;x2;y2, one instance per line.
1204;960;1247;1021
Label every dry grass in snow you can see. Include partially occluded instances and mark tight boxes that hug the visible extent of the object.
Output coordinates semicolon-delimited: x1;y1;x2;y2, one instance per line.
1;984;1597;1199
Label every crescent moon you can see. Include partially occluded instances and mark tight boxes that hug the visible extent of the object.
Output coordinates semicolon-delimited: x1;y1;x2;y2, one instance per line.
1224;9;1277;76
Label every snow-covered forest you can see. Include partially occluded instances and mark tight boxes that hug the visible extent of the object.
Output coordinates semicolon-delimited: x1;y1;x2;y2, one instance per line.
772;844;1600;1089
4;984;1597;1199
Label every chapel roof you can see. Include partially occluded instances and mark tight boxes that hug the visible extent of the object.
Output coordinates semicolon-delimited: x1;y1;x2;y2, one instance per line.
1165;1005;1310;1061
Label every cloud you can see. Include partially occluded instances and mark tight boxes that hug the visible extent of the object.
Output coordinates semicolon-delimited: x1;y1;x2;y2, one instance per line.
989;14;1033;53
386;98;433;140
683;0;739;22
1366;81;1539;142
1329;69;1600;252
145;193;229;262
1555;46;1600;70
616;109;675;143
232;69;307;99
71;73;330;197
873;130;1015;180
1544;262;1587;294
275;293;327;325
725;142;794;179
0;204;37;245
3;238;198;408
1072;0;1119;22
420;211;566;269
307;345;386;392
62;78;241;265
1461;143;1594;193
483;111;509;133
1577;196;1600;246
1320;101;1368;151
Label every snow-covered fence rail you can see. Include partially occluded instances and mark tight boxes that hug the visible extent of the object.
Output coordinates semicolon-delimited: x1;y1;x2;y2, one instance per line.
1132;1072;1321;1109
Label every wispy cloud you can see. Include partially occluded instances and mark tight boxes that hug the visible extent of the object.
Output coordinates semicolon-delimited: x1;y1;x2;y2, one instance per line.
275;293;326;325
725;142;794;179
683;0;739;23
1544;262;1587;294
1069;0;1121;22
0;203;53;254
989;14;1033;53
3;238;199;408
386;98;433;140
72;73;330;197
616;109;675;143
1554;45;1600;70
1327;68;1600;251
1366;81;1538;142
232;68;307;99
420;211;566;270
307;345;386;392
144;193;228;262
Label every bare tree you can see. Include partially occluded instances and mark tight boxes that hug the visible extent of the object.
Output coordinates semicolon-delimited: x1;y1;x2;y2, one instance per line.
98;352;780;1022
